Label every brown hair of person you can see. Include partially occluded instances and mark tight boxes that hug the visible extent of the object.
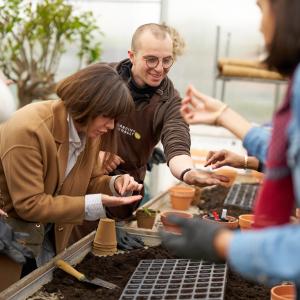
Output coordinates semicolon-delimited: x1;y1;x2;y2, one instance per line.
56;63;134;169
266;0;300;76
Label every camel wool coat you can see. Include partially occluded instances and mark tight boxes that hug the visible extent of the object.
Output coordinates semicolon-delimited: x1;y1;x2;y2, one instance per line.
0;100;111;255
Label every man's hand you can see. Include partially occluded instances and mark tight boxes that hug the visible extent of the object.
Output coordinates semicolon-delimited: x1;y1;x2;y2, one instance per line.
0;219;34;264
116;227;144;250
183;169;230;187
114;174;143;195
99;151;124;174
160;215;232;262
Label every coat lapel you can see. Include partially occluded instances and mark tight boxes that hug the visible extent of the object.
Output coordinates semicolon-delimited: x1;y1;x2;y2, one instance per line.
52;101;69;193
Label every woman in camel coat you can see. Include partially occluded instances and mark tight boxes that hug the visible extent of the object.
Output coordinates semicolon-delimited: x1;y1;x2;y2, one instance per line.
0;64;142;285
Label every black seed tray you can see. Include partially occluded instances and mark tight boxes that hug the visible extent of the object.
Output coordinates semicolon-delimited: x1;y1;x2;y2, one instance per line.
119;259;227;300
223;183;260;211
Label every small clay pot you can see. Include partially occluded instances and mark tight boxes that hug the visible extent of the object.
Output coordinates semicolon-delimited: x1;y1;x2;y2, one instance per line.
136;208;157;229
169;185;196;210
213;168;237;187
202;215;239;230
238;214;254;231
160;211;193;234
94;218;117;246
271;284;295;300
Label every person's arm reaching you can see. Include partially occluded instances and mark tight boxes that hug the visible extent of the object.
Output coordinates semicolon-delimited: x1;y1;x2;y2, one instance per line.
168;154;230;187
205;149;260;170
181;85;270;165
161;216;300;286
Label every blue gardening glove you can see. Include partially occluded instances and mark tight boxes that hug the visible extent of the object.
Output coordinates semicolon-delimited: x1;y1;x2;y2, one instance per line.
160;215;224;263
116;227;144;250
0;219;34;264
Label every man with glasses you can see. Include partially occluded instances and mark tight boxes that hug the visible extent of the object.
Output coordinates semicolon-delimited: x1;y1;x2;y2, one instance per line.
70;24;228;246
102;23;227;220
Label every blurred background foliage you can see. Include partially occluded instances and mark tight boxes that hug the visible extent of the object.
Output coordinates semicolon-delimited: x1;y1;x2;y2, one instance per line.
0;0;103;107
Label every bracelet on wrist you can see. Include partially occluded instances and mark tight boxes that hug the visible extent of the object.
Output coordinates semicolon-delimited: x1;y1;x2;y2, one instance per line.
214;104;228;126
180;168;192;181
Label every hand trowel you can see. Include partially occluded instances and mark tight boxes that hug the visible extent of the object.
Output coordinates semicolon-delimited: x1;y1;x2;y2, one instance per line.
55;259;119;289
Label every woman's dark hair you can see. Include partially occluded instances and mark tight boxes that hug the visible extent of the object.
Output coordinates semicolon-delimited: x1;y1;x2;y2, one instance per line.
266;0;300;76
56;63;133;125
56;63;133;166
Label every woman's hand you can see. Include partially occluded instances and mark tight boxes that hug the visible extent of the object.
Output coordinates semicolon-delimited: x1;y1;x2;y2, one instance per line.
205;150;245;169
181;85;225;125
102;194;142;207
205;149;259;170
114;174;143;195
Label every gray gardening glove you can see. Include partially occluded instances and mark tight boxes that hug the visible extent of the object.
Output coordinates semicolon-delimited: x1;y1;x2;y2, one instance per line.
116;227;144;251
160;215;224;262
0;219;34;264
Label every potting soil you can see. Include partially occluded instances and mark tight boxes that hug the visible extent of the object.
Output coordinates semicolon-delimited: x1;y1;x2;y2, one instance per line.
29;186;270;300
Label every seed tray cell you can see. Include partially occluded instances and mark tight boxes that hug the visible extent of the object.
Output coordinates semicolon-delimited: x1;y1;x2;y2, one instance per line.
119;259;227;300
223;183;260;210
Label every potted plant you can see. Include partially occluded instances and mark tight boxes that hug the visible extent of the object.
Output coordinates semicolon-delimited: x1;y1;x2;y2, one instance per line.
0;0;102;107
136;208;158;229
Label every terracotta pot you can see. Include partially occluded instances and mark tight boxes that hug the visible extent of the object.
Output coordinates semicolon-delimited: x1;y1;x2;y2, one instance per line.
213;168;237;187
94;218;117;246
169;186;196;210
271;284;295;300
202;215;239;230
136;209;157;229
160;211;193;234
239;214;254;231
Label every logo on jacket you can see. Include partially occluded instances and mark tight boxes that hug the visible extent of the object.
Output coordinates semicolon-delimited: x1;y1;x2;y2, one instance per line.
118;123;141;140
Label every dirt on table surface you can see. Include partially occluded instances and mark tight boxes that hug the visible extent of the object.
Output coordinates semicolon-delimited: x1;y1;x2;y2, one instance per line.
196;185;251;218
30;185;270;300
38;246;270;300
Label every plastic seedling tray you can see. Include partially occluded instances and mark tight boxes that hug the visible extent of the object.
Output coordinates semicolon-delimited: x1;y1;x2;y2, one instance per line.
223;183;259;211
119;259;227;300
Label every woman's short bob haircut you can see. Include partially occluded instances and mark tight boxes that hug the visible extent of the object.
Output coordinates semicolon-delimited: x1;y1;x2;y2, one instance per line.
56;63;133;125
266;0;300;76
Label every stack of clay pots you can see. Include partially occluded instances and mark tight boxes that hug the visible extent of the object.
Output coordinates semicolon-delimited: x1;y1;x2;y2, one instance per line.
92;218;117;256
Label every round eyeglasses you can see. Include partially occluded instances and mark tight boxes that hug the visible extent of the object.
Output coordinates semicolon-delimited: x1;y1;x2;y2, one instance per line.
143;55;174;69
